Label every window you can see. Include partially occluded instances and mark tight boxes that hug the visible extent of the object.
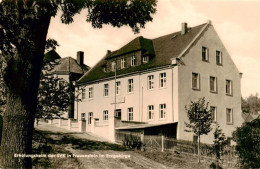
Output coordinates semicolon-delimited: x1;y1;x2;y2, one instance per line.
216;50;222;65
143;56;149;63
103;110;108;120
210;76;217;92
82;88;86;100
111;61;116;72
148;105;154;120
192;73;200;90
159;104;166;119
131;55;136;66
226;108;233;124
128;108;133;121
159;73;166;88
104;84;109;96
81;113;86;120
116;81;121;95
121;58;125;69
202;46;209;61
210;106;217;122
103;67;107;72
226;80;232;95
89;87;93;99
148;75;154;90
88;112;93;124
128;79;134;93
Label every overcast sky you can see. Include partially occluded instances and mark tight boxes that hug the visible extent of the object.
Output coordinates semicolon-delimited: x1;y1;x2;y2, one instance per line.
47;0;260;98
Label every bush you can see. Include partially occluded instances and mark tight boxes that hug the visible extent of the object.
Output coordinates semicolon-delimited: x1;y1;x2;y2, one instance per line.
232;118;260;169
122;134;143;150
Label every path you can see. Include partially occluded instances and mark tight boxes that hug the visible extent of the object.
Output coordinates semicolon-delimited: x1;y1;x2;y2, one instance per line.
36;122;169;169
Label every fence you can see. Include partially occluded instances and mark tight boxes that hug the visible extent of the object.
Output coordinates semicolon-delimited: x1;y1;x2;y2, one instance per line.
115;131;237;163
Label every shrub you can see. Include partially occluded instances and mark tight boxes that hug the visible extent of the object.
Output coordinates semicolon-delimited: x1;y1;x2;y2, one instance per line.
232;118;260;169
122;134;143;150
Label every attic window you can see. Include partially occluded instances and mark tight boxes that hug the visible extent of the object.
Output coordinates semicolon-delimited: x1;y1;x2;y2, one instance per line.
143;56;149;63
111;61;116;72
202;46;209;62
131;55;136;66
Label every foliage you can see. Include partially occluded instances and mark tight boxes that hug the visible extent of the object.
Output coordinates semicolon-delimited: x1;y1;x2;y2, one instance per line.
184;97;213;162
241;93;260;114
0;56;6;114
36;61;70;121
232;118;260;169
184;97;213;136
212;123;226;168
45;39;60;52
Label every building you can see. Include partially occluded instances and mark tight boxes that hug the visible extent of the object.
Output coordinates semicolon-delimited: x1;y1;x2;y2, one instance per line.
75;21;243;144
44;50;90;118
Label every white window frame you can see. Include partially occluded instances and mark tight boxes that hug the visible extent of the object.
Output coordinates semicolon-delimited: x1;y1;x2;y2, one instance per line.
103;110;108;121
116;81;121;95
210;76;217;93
226;79;232;96
104;83;109;97
82;88;86;100
88;112;93;124
128;108;133;121
159;104;166;119
192;72;200;90
121;58;125;69
81;113;86;121
159;73;166;88
148;75;154;90
111;61;116;72
131;55;136;66
128;79;134;93
210;106;217;122
216;50;222;65
148;105;154;120
143;56;149;63
88;87;93;99
202;46;209;61
226;108;233;124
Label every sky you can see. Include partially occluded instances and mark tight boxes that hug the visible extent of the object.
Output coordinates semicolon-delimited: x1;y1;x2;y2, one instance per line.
47;0;260;98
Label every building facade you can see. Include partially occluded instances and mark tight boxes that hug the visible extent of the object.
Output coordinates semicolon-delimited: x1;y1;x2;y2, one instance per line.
75;21;243;144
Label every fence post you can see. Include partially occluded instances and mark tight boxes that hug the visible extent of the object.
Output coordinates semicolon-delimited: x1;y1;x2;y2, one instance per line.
141;133;144;151
162;135;164;152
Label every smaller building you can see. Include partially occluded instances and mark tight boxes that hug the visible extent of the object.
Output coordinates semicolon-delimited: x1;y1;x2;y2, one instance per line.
44;50;90;118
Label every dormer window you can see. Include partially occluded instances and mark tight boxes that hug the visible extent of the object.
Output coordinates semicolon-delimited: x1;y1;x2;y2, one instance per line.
121;58;125;69
103;67;107;72
111;61;116;72
131;55;136;66
202;46;209;61
143;56;149;63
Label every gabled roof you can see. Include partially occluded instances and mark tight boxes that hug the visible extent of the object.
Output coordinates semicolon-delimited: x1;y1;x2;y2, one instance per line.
54;57;90;75
106;36;155;59
78;22;209;84
44;50;61;63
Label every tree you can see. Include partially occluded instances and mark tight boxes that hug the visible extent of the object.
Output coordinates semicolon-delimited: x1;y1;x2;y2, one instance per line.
232;118;260;169
211;123;226;169
0;1;157;168
184;97;213;163
35;61;70;124
241;93;260;114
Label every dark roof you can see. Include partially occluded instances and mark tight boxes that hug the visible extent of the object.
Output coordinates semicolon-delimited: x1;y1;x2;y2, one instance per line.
54;57;90;75
44;50;61;63
78;23;208;84
106;36;155;59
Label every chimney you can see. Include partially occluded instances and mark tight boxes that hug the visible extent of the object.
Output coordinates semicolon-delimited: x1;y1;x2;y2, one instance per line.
107;50;111;54
181;22;188;35
77;51;84;65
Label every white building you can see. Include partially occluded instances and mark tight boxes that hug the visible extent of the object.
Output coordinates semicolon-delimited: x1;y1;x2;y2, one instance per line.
75;21;243;144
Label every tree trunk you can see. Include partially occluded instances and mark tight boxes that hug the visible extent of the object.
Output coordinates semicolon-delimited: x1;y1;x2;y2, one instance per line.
198;135;200;163
0;14;51;168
